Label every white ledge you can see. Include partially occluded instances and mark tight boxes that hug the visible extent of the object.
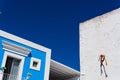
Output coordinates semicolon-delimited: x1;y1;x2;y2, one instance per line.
2;40;31;56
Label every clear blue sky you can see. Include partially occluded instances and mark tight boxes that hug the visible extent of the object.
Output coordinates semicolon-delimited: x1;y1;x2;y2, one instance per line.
0;0;120;71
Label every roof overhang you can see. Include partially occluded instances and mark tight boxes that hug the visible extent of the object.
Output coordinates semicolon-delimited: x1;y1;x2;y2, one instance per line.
50;60;80;80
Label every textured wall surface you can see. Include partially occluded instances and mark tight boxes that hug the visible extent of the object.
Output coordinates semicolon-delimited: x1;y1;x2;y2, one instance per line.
80;8;120;80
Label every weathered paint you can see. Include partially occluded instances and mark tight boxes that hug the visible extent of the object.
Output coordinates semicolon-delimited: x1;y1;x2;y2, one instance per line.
80;8;120;80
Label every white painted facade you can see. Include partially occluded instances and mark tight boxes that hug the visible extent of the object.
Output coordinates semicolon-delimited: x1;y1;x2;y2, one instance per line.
80;8;120;80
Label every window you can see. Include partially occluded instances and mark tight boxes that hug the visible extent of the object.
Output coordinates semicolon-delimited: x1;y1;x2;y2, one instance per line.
33;61;38;67
30;57;41;71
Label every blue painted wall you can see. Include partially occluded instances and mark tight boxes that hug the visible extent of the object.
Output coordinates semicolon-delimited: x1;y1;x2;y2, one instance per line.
0;36;46;80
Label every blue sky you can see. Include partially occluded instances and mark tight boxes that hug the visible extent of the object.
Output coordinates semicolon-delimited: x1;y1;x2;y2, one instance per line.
0;0;120;71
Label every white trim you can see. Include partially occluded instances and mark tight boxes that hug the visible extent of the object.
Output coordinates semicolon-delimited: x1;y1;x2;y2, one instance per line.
2;40;31;56
44;50;51;80
3;48;28;56
0;30;51;80
1;51;25;80
50;60;80;80
0;30;51;53
51;60;80;74
30;57;41;71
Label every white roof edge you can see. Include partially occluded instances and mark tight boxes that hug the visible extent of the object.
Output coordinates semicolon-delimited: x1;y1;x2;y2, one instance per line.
80;8;120;25
51;59;80;74
0;30;51;53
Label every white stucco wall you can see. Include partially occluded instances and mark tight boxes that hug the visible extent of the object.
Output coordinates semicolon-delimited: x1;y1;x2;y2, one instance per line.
80;8;120;80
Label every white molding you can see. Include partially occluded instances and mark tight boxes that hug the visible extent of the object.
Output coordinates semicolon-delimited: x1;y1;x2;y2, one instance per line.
51;60;80;74
3;48;28;56
0;30;51;80
0;30;51;53
1;51;25;80
2;40;31;56
44;49;51;80
30;57;41;71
